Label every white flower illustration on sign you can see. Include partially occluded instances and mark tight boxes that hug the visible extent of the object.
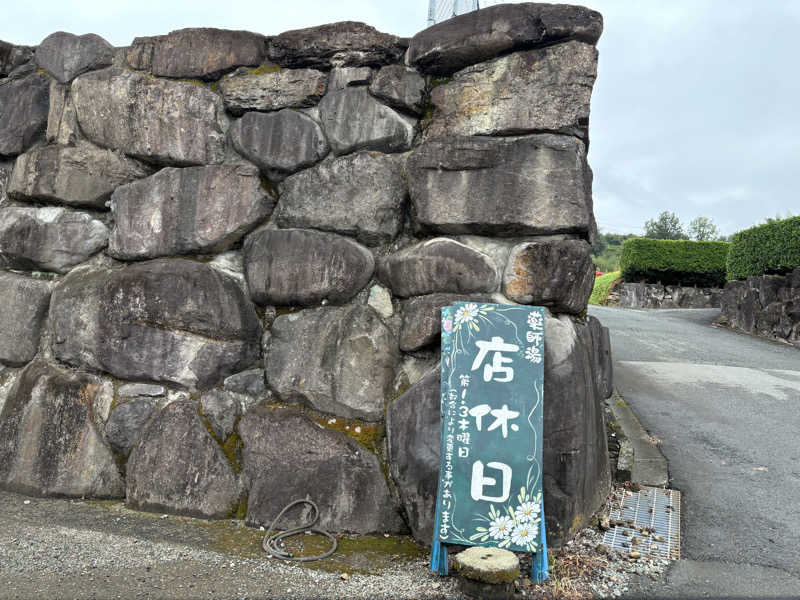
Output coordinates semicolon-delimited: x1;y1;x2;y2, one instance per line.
515;501;541;523
455;303;479;326
511;524;535;546
488;515;514;540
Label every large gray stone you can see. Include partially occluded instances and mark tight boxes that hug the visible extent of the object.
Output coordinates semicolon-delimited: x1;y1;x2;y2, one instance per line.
50;258;262;390
369;64;426;115
267;21;406;69
45;80;79;145
408;135;592;236
35;32;114;83
0;206;108;273
586;315;613;400
228;110;329;180
265;305;399;421
542;313;611;544
127;28;266;80
126;400;240;518
239;405;405;533
377;238;499;298
427;42;597;140
407;2;603;76
244;229;374;306
72;68;226;166
328;66;372;90
219;66;327;114
1;41;34;77
199;389;240;440
117;383;166;398
0;161;11;207
223;368;266;398
0;360;124;498
0;73;50;158
109;164;274;259
8;142;151;209
0;272;52;367
399;293;492;352
386;367;440;542
318;87;416;156
503;239;595;314
276;151;407;246
104;398;157;455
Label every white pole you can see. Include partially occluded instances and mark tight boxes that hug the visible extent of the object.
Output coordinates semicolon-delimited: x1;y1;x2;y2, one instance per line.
428;0;437;26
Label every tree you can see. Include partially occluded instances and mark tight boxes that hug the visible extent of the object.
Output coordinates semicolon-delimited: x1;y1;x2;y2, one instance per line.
688;216;719;241
644;211;687;240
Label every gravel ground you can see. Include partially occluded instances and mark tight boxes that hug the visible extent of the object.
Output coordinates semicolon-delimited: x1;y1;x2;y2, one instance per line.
0;486;670;600
0;490;460;600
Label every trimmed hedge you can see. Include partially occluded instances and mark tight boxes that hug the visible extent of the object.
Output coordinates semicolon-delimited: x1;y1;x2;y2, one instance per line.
589;271;621;306
620;238;730;287
726;216;800;280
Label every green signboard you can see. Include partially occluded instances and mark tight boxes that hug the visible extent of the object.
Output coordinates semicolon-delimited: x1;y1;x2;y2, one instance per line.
431;302;547;579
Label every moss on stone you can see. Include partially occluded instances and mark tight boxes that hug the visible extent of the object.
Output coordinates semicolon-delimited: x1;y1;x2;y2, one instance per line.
250;63;283;75
313;415;384;452
197;405;242;474
258;173;279;199
220;430;242;474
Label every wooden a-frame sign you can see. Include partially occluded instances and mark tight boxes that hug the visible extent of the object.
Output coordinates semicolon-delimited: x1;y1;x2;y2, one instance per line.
431;302;549;583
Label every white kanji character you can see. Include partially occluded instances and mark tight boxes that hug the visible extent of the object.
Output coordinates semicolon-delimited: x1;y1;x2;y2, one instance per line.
458;447;469;458
525;346;542;364
527;311;543;331
468;404;491;430
470;460;513;503
487;404;521;438
471;336;520;382
526;331;543;344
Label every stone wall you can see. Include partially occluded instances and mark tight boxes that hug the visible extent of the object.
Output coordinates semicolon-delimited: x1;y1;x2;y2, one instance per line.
719;270;800;347
619;283;724;309
0;3;610;547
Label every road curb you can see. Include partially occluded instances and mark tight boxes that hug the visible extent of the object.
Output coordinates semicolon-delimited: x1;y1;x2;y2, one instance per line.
605;393;669;487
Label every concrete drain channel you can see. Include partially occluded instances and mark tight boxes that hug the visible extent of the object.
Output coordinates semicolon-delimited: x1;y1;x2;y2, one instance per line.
603;486;681;560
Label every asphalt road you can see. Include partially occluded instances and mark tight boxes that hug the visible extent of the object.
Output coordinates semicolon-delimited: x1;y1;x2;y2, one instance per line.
589;306;800;599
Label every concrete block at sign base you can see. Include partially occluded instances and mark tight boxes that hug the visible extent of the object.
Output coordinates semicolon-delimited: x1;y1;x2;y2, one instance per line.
454;546;520;600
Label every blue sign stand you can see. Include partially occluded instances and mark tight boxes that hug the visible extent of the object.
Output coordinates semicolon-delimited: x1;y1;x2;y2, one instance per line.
430;303;549;583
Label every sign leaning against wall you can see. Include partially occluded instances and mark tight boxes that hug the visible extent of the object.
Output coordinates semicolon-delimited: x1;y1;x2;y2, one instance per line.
431;301;547;577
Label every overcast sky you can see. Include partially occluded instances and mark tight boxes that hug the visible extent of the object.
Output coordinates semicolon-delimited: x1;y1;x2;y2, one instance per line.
2;0;798;235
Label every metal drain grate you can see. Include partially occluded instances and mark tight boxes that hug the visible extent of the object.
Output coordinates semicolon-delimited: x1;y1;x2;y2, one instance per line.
602;486;681;560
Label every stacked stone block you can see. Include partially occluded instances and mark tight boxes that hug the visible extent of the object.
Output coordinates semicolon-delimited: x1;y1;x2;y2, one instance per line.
0;3;611;546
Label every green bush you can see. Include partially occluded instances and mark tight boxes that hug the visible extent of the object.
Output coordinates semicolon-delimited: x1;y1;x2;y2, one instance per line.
589;271;621;306
726;216;800;280
620;238;730;287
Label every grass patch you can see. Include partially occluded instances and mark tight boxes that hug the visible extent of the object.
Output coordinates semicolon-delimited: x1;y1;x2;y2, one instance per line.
589;271;621;306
